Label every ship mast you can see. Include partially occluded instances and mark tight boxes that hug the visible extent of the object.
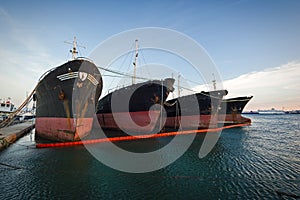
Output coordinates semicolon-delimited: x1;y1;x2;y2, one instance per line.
71;36;78;60
212;73;217;90
178;74;181;98
132;39;138;84
69;36;78;60
64;36;85;60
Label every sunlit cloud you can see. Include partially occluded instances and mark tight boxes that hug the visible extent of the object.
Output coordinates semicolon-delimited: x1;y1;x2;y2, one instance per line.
222;62;300;111
192;62;300;111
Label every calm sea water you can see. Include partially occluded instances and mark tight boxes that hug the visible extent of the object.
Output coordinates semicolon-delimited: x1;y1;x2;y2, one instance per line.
0;114;299;199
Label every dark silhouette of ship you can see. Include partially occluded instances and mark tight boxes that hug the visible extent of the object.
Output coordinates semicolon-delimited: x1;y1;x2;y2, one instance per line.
218;96;253;125
96;78;175;134
164;90;228;130
35;37;103;141
95;39;176;134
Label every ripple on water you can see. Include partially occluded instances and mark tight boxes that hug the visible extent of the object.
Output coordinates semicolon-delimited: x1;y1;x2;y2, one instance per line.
0;115;300;199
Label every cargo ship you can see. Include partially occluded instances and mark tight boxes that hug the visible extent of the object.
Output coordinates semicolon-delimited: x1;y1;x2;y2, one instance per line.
95;39;175;134
96;78;175;134
35;37;103;141
218;96;253;125
163;89;228;130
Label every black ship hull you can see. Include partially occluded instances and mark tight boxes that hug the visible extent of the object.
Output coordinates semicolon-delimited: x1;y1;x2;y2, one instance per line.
218;96;253;125
164;90;228;130
95;78;175;134
35;59;102;141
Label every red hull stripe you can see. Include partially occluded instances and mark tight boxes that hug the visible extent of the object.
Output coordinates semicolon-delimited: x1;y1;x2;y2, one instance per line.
36;122;251;148
96;111;160;132
35;117;93;141
164;115;218;129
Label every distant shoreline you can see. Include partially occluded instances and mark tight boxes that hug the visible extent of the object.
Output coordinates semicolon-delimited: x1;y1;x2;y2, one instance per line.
243;110;300;114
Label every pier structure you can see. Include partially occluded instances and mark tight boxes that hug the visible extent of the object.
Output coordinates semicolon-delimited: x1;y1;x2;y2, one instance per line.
0;121;35;151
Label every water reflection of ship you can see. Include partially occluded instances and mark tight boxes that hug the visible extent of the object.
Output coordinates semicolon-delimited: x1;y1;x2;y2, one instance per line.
35;37;103;142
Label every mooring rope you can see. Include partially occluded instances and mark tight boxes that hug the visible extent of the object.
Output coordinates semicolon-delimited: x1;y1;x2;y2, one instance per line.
0;83;39;128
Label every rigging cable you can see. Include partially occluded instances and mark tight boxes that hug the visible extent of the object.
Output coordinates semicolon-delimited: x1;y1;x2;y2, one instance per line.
97;65;225;100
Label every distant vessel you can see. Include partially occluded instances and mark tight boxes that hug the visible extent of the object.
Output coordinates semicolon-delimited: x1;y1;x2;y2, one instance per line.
258;108;285;115
164;90;228;130
0;98;15;113
218;96;253;125
242;110;259;114
35;37;103;141
288;110;300;114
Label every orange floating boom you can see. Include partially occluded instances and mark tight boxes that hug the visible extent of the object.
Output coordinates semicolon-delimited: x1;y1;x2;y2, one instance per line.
36;123;250;149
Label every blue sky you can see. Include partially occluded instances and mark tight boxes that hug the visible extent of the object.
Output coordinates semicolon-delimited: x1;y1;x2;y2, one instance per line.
0;0;300;110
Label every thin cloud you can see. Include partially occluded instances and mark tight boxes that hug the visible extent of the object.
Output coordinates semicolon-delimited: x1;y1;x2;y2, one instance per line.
0;9;63;106
0;7;13;22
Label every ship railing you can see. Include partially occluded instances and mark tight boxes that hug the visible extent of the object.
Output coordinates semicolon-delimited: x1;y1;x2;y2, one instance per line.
106;84;130;95
38;67;58;82
76;56;94;63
